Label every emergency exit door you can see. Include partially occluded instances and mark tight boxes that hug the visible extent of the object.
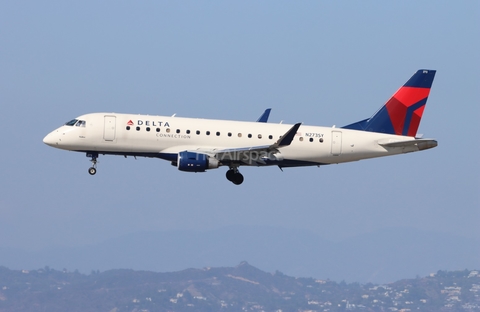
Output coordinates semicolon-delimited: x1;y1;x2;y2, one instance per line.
331;131;342;156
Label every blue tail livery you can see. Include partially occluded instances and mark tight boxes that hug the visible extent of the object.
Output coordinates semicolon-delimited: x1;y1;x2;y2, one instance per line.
343;69;436;136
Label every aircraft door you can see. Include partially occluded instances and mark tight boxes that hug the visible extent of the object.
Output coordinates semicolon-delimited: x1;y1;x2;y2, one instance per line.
103;115;116;141
331;131;342;156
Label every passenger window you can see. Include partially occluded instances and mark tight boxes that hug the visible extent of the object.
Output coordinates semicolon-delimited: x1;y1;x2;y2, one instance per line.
238;133;242;138
216;132;220;136
228;132;232;137
269;135;273;139
156;128;160;132
299;137;304;142
136;127;140;131
206;131;210;135
186;130;191;134
166;128;171;133
319;138;324;143
126;126;131;131
146;127;151;132
176;129;180;134
196;130;200;135
248;134;252;138
258;134;262;139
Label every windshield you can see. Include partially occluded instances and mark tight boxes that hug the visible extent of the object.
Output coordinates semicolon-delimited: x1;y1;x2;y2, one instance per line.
76;120;86;127
64;119;86;127
65;119;78;126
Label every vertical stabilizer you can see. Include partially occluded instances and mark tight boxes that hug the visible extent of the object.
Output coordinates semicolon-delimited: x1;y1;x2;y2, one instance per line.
343;69;436;136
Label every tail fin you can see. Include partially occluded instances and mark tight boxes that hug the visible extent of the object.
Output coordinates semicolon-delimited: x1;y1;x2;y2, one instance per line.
343;69;436;136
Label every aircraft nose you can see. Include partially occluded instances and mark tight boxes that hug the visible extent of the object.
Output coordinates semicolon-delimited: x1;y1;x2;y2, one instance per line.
43;131;58;147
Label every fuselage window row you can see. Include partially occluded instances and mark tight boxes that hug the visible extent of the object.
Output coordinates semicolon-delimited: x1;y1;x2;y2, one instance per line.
123;126;323;143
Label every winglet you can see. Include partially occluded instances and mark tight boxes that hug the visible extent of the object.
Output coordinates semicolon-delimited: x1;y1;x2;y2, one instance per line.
256;108;272;122
272;123;301;148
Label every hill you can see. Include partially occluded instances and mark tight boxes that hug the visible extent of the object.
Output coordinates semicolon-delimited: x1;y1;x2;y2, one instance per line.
0;263;479;311
0;226;478;284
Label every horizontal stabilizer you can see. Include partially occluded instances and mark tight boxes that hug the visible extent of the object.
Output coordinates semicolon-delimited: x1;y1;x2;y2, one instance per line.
378;138;437;151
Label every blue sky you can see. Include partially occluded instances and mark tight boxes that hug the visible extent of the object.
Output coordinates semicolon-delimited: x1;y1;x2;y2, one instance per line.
0;0;478;268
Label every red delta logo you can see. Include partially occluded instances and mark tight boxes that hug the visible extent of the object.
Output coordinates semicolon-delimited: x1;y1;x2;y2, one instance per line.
127;120;134;126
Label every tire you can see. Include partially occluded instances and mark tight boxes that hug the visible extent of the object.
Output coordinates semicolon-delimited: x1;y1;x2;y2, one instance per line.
226;169;235;181
232;173;244;185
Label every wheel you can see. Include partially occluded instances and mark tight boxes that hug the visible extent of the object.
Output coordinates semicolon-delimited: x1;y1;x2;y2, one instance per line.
88;167;97;175
232;173;244;185
226;169;235;181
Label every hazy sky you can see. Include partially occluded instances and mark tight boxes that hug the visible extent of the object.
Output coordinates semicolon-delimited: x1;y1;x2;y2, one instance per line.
0;1;478;256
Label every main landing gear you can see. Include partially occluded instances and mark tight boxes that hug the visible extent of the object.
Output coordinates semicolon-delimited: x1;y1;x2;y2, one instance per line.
226;167;244;185
87;152;98;175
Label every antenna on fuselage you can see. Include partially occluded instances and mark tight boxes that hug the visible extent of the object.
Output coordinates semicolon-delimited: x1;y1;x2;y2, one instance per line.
171;113;176;117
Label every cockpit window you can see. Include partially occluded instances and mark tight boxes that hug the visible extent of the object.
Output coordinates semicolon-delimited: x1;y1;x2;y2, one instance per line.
65;119;78;126
65;119;86;127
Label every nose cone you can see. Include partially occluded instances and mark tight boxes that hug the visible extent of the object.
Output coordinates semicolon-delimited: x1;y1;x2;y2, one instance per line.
43;131;58;147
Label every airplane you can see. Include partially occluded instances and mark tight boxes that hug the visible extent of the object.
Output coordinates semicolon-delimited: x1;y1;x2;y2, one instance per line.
43;69;437;185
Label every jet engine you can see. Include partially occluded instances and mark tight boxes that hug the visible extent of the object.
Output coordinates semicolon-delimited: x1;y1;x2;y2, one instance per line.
176;151;219;172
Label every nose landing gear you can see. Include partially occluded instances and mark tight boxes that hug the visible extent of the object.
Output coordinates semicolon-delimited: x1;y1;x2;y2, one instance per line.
87;152;99;175
226;167;244;185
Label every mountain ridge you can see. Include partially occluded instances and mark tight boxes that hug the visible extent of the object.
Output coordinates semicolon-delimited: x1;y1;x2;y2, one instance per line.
0;225;478;284
0;263;479;311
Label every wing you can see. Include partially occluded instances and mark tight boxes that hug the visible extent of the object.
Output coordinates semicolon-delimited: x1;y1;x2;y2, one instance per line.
164;123;302;166
213;123;301;165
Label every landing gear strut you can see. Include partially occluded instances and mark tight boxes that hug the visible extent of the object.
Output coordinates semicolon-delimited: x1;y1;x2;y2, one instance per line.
226;167;244;185
87;152;99;175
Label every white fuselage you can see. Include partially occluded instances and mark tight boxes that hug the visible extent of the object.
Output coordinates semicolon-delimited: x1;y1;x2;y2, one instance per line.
43;112;424;167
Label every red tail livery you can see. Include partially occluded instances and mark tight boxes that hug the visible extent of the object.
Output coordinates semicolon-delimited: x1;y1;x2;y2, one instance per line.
343;69;436;136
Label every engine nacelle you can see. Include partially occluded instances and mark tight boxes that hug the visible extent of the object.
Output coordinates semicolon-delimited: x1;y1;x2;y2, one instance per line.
261;151;284;162
270;152;284;162
177;151;219;172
